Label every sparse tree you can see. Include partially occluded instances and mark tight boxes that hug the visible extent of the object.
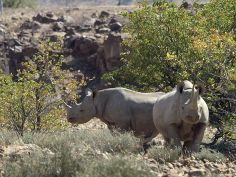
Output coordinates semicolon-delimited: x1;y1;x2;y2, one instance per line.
0;39;78;135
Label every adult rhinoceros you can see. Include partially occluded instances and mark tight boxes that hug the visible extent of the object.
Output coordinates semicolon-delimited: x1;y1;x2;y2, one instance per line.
153;80;209;153
65;87;165;144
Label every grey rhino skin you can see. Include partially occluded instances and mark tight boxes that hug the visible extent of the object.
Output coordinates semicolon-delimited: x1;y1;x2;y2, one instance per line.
65;87;165;143
153;80;209;153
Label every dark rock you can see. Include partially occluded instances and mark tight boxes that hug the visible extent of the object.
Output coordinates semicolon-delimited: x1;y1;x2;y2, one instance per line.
20;20;41;31
87;53;97;68
8;38;22;47
57;15;75;24
65;27;76;36
109;18;118;24
94;19;106;27
74;25;92;33
110;22;122;32
72;36;99;58
22;46;39;58
33;13;57;24
91;12;98;18
188;168;206;177
11;16;18;21
103;32;122;71
52;22;65;32
99;11;110;18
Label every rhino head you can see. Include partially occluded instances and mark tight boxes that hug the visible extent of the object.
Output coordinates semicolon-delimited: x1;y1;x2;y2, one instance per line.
177;80;205;124
64;89;96;124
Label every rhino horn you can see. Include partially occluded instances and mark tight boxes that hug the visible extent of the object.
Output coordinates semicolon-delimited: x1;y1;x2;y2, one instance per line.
75;102;82;106
190;85;195;102
191;86;199;109
63;101;72;109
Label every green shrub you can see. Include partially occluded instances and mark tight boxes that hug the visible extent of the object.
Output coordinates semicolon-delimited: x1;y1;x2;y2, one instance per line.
3;0;37;8
103;0;236;143
84;156;156;177
194;148;227;162
21;129;140;154
0;40;77;135
147;146;181;163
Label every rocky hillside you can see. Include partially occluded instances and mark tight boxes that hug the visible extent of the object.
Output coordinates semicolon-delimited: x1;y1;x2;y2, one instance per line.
0;6;131;91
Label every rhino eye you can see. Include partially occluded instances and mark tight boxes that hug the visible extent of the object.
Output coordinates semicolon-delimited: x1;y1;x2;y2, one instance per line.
80;110;84;112
182;106;184;110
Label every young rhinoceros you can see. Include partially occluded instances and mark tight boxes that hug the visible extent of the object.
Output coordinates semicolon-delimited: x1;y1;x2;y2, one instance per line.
65;87;164;144
153;80;209;153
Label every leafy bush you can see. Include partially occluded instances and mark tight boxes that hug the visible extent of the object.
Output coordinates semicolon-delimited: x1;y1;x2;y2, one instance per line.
103;0;236;143
0;40;77;135
3;0;37;8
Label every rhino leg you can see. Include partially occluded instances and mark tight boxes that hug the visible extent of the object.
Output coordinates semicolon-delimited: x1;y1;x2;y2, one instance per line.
183;123;207;154
163;137;171;146
141;130;159;152
167;124;182;149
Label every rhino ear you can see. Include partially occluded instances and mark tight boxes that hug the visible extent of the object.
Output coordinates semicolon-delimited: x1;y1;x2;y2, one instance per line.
85;88;93;97
177;81;185;94
196;82;205;95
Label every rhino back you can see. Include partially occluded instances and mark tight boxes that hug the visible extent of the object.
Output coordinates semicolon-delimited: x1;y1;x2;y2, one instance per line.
94;88;160;135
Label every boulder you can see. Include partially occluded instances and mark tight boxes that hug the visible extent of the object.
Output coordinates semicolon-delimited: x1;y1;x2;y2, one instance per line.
99;11;110;19
22;46;39;58
103;32;122;71
2;144;54;162
109;22;122;32
94;19;106;27
33;13;57;24
20;20;41;31
72;36;99;58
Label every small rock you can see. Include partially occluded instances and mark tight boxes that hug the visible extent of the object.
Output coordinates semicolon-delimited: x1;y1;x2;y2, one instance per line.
110;22;122;32
110;18;118;24
97;27;111;34
188;168;206;176
11;16;18;20
33;13;57;24
57;15;75;24
94;19;106;27
99;11;110;18
94;33;102;38
20;20;41;30
52;22;65;32
167;162;174;169
91;12;98;18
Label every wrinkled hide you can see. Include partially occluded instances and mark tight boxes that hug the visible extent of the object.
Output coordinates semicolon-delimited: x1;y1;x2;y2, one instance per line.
65;87;165;143
153;80;209;153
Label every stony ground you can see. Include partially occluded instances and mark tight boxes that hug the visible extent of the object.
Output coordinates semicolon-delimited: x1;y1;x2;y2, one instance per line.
0;118;235;177
72;119;236;177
